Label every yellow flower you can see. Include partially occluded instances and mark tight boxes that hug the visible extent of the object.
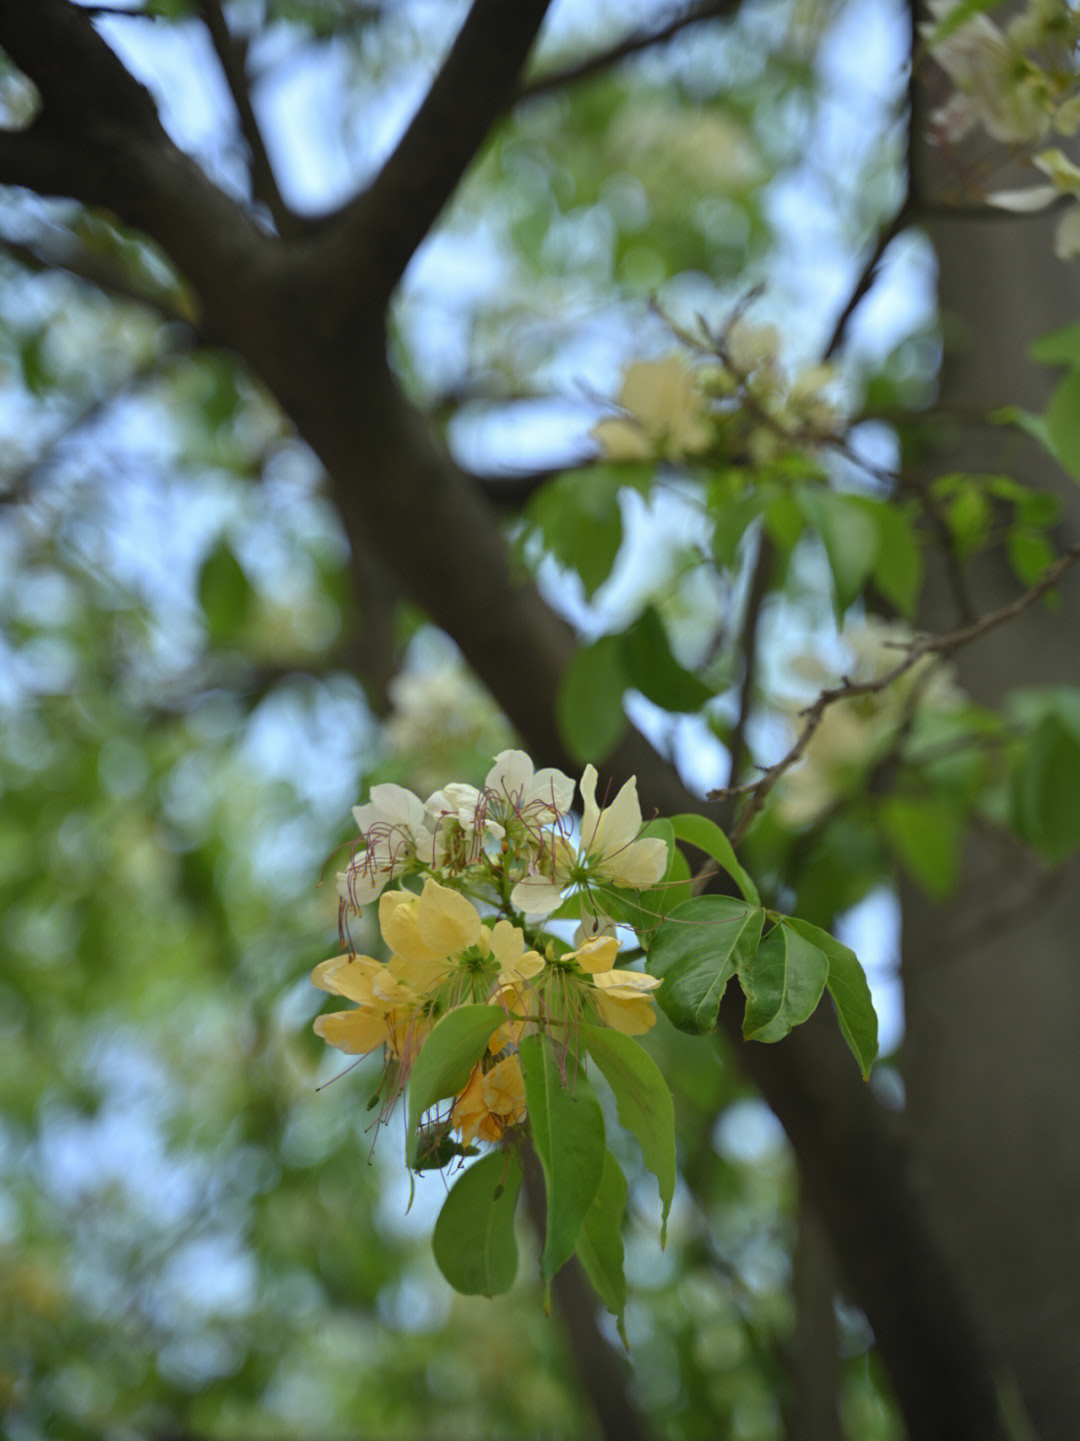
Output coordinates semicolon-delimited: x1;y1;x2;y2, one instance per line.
452;1055;528;1145
592;356;712;461
311;953;425;1058
567;935;662;1036
378;878;543;1005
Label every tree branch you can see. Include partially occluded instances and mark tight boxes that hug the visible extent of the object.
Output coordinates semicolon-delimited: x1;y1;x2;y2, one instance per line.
333;0;555;307
716;544;1080;844
196;0;295;235
521;0;742;101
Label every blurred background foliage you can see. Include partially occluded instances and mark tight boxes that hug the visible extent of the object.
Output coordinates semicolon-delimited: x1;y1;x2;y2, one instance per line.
0;0;913;1435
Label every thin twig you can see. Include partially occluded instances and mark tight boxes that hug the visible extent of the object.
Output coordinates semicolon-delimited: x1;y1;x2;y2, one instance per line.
521;0;742;100
823;201;911;361
197;0;294;234
716;544;1080;845
718;529;773;831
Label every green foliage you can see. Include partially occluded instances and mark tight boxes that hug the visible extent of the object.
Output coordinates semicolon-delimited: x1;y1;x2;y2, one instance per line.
1008;688;1080;860
739;922;829;1043
574;1149;629;1345
405;1005;506;1168
556;607;714;762
432;1150;524;1296
519;1035;606;1287
647;896;765;1033
16;0;1080;1432
581;1024;676;1240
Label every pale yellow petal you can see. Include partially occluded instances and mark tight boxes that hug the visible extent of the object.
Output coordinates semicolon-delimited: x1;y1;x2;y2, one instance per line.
310;954;382;1000
314;1006;391;1055
378;889;442;962
416;878;482;954
568;935;620;975
592;991;657;1035
599;835;669;889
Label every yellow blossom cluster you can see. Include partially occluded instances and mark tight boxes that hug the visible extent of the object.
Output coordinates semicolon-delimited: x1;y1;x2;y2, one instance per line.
313;752;667;1155
591;326;842;472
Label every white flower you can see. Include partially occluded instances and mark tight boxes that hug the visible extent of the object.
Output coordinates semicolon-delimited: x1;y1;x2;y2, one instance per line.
485;749;575;820
511;765;668;916
578;766;669;889
337;783;434;909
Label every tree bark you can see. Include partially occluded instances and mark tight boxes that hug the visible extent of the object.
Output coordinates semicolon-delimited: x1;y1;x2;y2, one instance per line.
901;20;1080;1433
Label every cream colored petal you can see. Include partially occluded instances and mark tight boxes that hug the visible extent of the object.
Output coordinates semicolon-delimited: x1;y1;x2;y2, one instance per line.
591;416;652;461
599;835;669;889
592;968;662;996
310;954;381;1000
389;950;450;996
568;935;620;975
592;991;657;1036
510;872;564;916
488;919;524;967
588;775;643;857
526;766;575;816
485;749;535;798
416;878;481;954
314;1006;390;1055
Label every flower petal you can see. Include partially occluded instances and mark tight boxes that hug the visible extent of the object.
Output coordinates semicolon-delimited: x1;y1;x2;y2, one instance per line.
314;1006;391;1055
310;953;382;1000
416;878;482;954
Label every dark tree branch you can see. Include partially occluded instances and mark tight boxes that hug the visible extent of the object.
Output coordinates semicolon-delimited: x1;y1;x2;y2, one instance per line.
717;529;773;833
823;201;911;361
196;0;295;235
522;0;742;100
721;995;1008;1440
332;0;555;307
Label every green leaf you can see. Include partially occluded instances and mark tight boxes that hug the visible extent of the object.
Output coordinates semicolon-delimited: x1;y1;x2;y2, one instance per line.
797;489;879;615
669;813;760;905
739;921;828;1044
620;606;713;713
633;817;690;934
1042;371;1080;481
432;1150;523;1296
1007;527;1057;588
1000;373;1080;483
575;1149;629;1346
1030;319;1080;367
197;538;254;646
405;1005;505;1168
520;1034;606;1284
557;634;628;763
647;896;765;1032
878;794;963;898
711;489;765;569
1010;713;1080;861
783;917;878;1078
581;1023;676;1242
871;503;922;618
527;463;652;598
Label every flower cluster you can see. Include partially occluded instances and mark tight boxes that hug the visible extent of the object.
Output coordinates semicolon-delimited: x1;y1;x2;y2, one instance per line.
924;0;1080;258
591;322;842;472
313;751;667;1157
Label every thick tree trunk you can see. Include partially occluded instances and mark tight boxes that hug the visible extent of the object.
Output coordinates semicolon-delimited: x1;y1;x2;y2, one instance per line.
904;154;1080;1441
